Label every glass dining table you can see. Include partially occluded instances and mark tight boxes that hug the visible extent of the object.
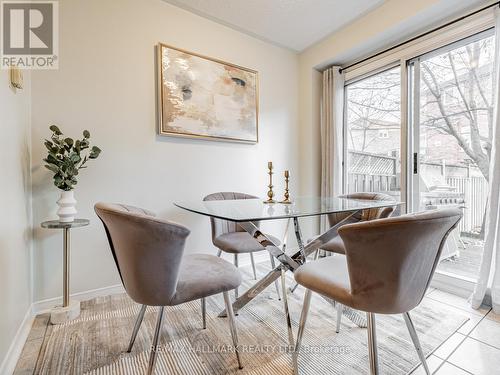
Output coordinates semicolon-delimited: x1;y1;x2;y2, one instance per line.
174;196;401;347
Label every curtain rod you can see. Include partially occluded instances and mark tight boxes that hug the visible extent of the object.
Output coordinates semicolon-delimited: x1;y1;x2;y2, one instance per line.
338;1;500;73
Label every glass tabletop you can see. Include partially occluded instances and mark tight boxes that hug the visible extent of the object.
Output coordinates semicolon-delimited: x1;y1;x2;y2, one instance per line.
174;196;401;222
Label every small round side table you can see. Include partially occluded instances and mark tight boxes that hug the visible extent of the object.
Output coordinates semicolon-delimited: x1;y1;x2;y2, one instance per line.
41;219;89;324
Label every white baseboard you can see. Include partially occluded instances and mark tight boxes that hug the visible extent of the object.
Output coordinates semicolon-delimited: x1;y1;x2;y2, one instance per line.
32;284;125;315
0;284;126;375
0;307;34;375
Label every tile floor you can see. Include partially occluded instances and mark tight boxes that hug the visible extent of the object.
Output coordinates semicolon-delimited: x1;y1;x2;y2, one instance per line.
411;289;500;375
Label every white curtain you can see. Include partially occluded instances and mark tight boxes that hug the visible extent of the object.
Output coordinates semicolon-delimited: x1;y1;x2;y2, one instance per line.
471;8;500;313
320;67;344;232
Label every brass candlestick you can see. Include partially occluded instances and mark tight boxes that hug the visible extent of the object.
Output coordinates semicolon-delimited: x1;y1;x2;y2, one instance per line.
280;170;292;204
264;161;276;204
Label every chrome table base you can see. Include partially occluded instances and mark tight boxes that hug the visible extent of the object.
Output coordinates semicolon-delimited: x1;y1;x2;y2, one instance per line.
218;210;367;345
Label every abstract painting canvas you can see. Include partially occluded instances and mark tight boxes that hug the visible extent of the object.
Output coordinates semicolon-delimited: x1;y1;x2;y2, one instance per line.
157;43;258;143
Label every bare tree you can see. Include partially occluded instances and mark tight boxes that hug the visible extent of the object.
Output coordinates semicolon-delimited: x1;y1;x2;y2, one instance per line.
347;68;400;152
419;37;494;181
346;38;494;181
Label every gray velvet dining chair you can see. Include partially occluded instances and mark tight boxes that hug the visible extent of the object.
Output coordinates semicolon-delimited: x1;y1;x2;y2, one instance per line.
320;192;396;255
95;203;243;375
292;208;462;375
319;192;396;332
204;192;282;299
289;192;396;332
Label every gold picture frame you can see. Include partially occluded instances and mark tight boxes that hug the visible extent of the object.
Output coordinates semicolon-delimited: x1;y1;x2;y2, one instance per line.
157;43;259;143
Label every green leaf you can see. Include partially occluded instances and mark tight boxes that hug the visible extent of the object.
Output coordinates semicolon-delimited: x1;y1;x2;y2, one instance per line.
45;154;60;165
47;152;59;160
65;138;74;147
83;130;90;138
89;146;101;159
45;164;59;173
44;140;53;151
49;125;62;135
70;153;81;163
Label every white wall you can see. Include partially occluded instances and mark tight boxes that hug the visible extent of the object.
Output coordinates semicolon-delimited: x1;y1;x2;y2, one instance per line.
30;0;299;302
0;71;32;371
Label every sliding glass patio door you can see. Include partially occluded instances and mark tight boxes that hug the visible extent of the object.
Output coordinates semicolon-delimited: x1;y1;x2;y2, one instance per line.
343;27;496;288
409;30;495;282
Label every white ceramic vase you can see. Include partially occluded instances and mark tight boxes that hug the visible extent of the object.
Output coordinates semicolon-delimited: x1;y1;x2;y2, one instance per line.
57;190;77;223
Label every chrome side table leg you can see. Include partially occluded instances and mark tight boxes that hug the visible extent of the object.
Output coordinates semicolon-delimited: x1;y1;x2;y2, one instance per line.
63;227;70;307
41;219;89;325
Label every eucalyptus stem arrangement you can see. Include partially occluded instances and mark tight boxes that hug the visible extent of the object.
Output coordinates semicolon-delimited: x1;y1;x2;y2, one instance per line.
44;125;101;191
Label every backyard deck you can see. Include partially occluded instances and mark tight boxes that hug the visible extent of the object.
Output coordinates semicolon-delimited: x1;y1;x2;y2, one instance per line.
437;236;483;280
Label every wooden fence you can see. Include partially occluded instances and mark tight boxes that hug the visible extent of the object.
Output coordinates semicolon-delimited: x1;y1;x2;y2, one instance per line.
347;173;397;193
346;151;489;236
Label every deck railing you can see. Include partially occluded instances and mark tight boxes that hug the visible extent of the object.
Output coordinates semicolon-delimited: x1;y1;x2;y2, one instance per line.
446;176;488;235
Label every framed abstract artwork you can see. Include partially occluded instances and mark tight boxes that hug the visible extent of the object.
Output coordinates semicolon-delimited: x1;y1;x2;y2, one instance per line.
157;43;259;143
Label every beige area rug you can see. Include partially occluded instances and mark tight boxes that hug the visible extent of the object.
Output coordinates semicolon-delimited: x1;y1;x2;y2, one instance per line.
19;265;469;374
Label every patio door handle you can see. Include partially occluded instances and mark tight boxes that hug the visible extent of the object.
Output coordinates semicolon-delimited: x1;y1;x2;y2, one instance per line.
413;153;418;174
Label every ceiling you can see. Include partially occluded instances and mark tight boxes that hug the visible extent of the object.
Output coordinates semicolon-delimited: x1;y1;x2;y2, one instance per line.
163;0;386;52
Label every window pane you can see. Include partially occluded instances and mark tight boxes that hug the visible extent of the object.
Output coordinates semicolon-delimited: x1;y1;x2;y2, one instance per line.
418;34;494;280
345;67;401;202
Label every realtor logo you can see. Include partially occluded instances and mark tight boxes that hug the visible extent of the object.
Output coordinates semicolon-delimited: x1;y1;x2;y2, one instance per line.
1;0;58;69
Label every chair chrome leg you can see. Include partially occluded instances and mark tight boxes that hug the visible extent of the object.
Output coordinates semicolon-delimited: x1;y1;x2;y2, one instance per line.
293;289;312;375
234;254;239;299
217;249;222;257
335;302;343;333
269;254;281;300
147;307;165;375
280;267;294;350
403;312;430;375
289;282;299;293
201;298;207;329
127;304;147;353
223;291;243;369
250;253;257;280
367;312;379;375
